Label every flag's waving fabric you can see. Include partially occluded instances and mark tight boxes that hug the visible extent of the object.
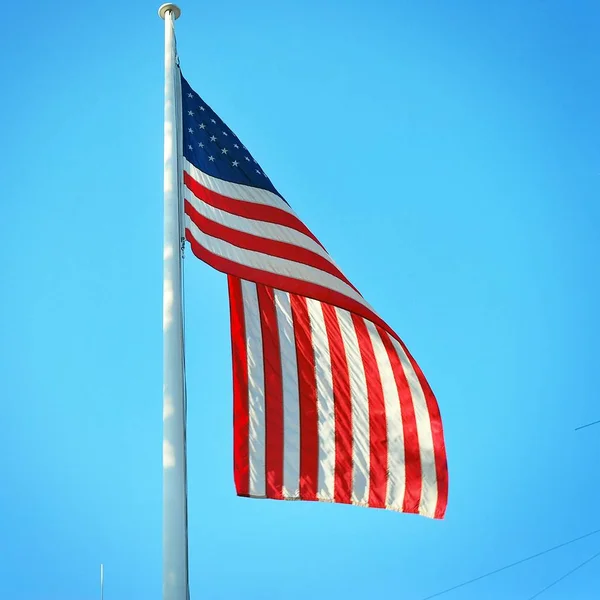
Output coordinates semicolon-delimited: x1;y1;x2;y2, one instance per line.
180;73;386;334
180;70;448;518
228;278;447;518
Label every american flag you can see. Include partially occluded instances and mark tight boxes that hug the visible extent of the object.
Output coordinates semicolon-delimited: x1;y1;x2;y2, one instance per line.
180;71;448;518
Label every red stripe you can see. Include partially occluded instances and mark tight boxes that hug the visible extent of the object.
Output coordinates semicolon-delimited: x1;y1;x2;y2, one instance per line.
290;294;319;501
377;327;422;514
184;171;324;249
185;200;358;292
351;314;388;509
185;230;397;342
398;340;448;519
256;286;284;500
321;304;353;504
227;276;249;497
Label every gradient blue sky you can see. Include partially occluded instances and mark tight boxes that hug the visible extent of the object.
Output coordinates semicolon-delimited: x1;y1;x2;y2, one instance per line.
1;1;599;598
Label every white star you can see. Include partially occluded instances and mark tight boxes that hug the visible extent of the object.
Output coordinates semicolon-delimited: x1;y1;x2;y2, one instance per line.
188;127;194;133
256;169;261;174
244;156;250;161
210;135;217;142
199;123;206;129
208;155;215;161
188;145;193;150
210;118;216;124
198;142;204;148
187;110;194;116
187;93;193;98
253;158;257;163
234;144;239;149
221;148;228;154
222;131;228;136
199;106;205;111
232;160;239;167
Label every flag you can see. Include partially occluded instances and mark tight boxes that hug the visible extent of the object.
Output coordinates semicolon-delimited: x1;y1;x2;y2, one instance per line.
180;70;448;518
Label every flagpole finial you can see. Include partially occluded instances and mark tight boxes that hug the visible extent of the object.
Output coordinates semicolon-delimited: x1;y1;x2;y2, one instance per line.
158;3;181;19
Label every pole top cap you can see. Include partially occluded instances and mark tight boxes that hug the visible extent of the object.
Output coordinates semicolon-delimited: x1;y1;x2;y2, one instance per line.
158;3;181;19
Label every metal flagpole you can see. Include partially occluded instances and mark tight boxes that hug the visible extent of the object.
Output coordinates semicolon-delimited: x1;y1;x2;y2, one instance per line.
158;4;189;600
100;564;104;600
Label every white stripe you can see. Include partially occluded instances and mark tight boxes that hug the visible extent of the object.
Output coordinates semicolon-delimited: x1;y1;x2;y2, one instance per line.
274;290;300;499
306;299;336;501
184;186;338;265
336;308;370;505
390;337;438;517
241;280;266;497
184;158;295;214
366;321;406;510
185;218;371;309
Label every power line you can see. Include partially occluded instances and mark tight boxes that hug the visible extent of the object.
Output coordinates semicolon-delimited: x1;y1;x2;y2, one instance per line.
526;548;600;599
419;527;600;599
575;419;600;431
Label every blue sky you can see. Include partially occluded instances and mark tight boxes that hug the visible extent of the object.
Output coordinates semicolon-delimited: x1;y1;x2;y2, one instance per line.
1;1;599;598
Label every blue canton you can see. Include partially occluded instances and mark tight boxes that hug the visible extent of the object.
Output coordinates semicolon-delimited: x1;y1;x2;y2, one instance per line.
180;71;280;198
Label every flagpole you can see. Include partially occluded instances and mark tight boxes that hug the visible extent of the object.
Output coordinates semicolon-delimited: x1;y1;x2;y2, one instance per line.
159;4;189;600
